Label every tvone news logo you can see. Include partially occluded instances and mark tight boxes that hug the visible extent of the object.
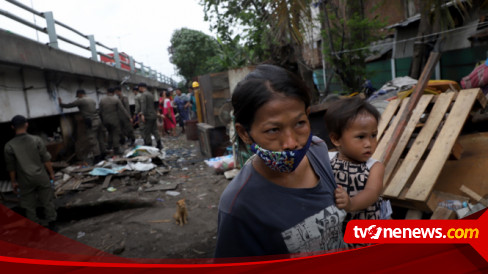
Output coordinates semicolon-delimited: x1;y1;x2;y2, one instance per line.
353;225;478;240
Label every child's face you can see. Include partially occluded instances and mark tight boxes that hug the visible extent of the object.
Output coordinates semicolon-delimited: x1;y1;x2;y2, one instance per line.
331;112;378;163
237;94;311;152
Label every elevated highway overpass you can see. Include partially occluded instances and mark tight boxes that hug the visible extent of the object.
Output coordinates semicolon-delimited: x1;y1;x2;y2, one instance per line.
0;1;177;176
0;29;172;122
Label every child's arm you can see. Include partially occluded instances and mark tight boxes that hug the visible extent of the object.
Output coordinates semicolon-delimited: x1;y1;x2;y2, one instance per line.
335;162;384;212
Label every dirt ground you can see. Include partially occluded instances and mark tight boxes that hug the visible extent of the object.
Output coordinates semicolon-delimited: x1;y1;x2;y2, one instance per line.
53;132;230;259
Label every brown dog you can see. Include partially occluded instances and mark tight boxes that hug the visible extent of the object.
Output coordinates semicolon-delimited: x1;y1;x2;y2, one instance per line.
173;199;188;226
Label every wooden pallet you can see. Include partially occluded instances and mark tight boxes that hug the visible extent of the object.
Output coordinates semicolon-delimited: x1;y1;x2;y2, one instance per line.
377;88;487;211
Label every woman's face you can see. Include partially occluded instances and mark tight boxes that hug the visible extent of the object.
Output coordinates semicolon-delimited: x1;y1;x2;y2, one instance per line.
243;94;310;152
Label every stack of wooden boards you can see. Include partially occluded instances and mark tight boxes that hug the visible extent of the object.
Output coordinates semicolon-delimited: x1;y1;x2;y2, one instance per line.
374;88;488;213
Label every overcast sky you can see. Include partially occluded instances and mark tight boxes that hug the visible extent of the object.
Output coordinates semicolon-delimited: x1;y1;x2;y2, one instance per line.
1;0;214;82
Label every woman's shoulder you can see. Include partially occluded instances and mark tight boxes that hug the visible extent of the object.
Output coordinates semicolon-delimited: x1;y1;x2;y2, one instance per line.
309;136;328;155
311;135;325;144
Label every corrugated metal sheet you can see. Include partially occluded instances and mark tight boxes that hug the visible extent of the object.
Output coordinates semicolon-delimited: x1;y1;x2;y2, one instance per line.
387;14;420;29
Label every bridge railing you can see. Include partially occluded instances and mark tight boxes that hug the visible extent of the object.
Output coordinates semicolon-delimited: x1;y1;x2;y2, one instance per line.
1;0;177;87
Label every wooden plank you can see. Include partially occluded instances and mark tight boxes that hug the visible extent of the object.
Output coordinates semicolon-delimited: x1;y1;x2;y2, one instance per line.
71;166;94;173
430;207;457;219
209;71;229;90
379;52;441;166
383;94;433;184
79;176;99;184
405;209;423;219
377;98;402;140
198;74;212;125
102;175;113;189
372;98;409;160
405;89;482;202
427;133;488;204
476;89;488;108
212;89;230;99
60;178;78;191
449;140;463;160
383;92;455;198
459;185;488;207
62;176;98;191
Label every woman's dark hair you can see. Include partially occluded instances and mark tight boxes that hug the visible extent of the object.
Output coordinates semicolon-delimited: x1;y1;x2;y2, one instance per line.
324;96;381;139
232;64;311;132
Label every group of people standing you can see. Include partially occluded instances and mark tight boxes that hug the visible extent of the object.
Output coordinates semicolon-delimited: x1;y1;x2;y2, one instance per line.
3;82;195;230
57;82;183;164
156;87;196;138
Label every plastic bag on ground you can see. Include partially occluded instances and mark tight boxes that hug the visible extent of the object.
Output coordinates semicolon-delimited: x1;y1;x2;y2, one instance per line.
204;155;235;173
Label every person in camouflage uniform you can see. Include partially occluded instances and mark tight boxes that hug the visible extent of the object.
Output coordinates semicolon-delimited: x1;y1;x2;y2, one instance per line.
138;83;163;149
114;86;135;146
99;88;132;155
4;115;57;229
58;89;106;163
133;85;145;133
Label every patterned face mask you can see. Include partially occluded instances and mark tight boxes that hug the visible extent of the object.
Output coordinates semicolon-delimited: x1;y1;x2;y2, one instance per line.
250;134;313;173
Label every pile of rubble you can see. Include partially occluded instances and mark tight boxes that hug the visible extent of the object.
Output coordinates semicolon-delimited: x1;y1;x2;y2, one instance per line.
53;145;174;196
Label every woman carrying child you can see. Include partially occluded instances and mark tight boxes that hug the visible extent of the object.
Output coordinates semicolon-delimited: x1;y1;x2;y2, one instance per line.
214;64;346;258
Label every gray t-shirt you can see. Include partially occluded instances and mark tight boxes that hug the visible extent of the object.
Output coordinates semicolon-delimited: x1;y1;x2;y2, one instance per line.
215;136;346;258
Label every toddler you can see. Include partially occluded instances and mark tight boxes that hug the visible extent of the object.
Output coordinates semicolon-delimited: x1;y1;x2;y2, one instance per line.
325;97;391;225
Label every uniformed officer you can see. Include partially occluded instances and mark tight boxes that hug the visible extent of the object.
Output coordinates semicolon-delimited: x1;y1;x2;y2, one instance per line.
133;85;144;132
138;83;162;149
4;115;57;228
58;89;106;163
99;88;132;155
114;86;135;146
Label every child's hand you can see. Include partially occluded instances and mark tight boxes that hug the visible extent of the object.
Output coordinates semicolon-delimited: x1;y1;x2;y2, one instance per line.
335;186;351;211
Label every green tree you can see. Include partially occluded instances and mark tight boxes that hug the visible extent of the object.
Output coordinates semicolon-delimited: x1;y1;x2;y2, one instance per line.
168;28;221;84
319;0;386;94
200;0;320;101
210;35;249;70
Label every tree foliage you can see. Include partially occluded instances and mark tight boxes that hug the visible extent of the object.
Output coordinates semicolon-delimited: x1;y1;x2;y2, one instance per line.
200;0;320;101
320;0;386;93
200;0;272;64
208;35;250;72
168;28;221;84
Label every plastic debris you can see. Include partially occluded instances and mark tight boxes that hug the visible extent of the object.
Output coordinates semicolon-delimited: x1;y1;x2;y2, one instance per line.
166;191;180;196
204;155;235;173
125;145;161;158
128;162;156;171
107;187;117;192
89;167;120;176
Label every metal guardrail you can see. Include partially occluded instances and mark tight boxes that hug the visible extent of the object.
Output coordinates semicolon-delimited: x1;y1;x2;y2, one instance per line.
1;0;177;87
